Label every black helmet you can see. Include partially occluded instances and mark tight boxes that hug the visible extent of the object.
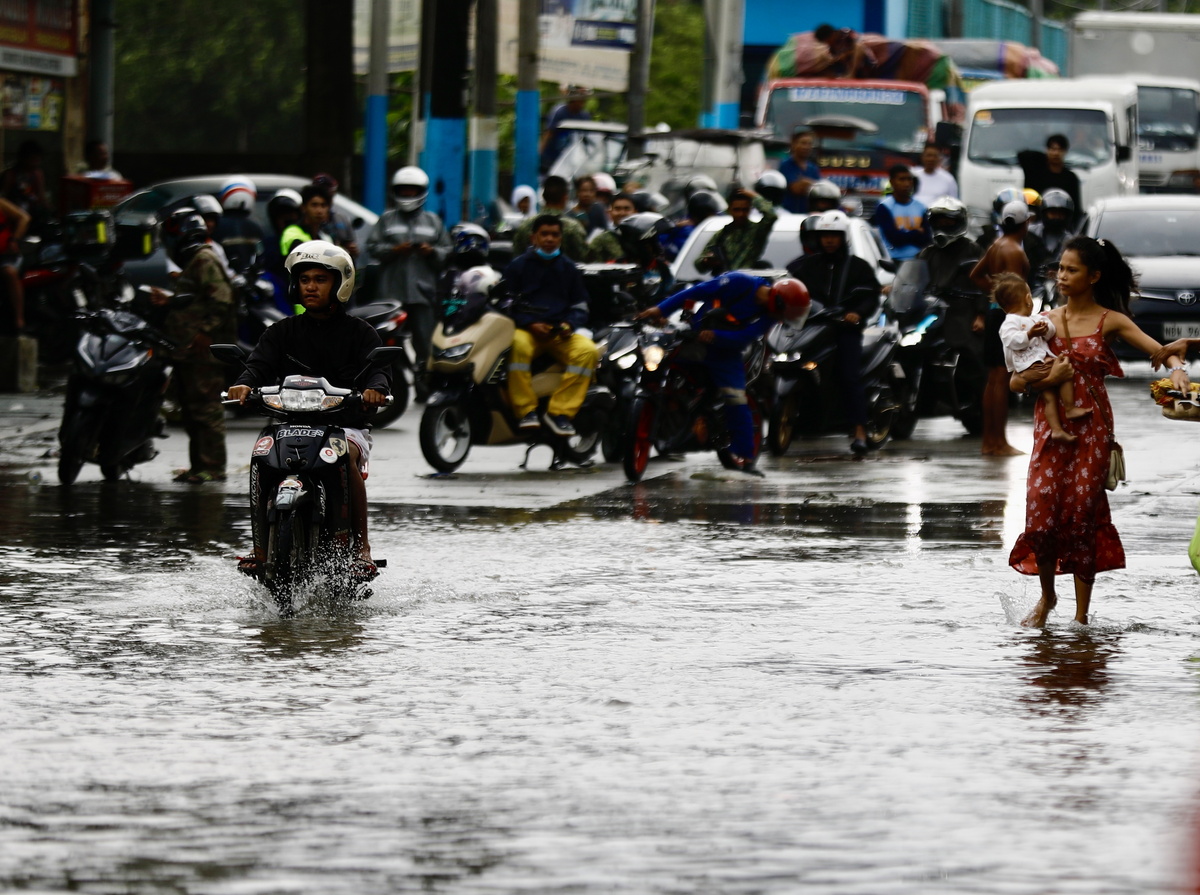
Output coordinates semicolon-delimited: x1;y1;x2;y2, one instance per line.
1041;188;1074;216
754;170;788;207
683;174;719;200
686;190;722;224
807;179;841;213
927;196;968;248
992;187;1024;219
799;214;823;255
629;190;654;213
267;189;302;228
160;208;207;265
615;212;670;263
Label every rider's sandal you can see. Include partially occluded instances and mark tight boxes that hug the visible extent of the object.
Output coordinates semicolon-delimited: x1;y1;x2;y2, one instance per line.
349;558;379;583
236;556;263;577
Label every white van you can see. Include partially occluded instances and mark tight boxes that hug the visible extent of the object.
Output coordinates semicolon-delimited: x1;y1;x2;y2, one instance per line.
959;78;1139;229
1100;75;1200;191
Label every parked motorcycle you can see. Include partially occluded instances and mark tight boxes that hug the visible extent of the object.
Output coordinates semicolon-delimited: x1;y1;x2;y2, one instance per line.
57;298;175;485
764;301;904;455
621;322;766;483
884;259;986;439
419;302;615;473
211;343;400;617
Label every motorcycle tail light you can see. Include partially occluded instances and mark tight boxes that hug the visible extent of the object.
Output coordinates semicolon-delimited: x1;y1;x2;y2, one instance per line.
380;310;407;333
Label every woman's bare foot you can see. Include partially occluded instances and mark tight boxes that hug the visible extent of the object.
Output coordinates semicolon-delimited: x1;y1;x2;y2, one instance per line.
1049;429;1078;444
982;444;1026;456
1021;594;1057;627
1063;406;1092;420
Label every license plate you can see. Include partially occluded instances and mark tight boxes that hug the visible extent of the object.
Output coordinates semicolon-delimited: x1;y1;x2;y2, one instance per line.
1163;321;1200;339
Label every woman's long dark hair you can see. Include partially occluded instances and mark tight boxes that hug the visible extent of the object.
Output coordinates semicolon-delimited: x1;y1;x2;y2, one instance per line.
1062;235;1137;316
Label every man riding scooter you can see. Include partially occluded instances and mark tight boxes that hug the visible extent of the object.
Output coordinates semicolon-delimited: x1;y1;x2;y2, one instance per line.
226;241;389;582
786;210;881;455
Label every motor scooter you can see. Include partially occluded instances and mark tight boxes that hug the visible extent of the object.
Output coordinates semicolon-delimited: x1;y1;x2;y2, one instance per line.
884;259;987;438
57;298;175;484
347;298;414;426
764;300;904;455
211;343;400;617
419;303;615;473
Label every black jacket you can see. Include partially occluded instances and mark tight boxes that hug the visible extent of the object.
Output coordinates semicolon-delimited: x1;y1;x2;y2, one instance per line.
234;310;388;427
786;248;880;324
500;250;590;330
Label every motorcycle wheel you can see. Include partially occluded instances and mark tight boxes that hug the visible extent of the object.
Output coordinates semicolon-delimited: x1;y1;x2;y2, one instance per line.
601;410;625;463
767;394;795;457
419;401;472;473
100;463;126;482
57;405;100;486
370;359;412;429
622;397;655;483
58;451;84;486
866;385;897;450
265;509;313;617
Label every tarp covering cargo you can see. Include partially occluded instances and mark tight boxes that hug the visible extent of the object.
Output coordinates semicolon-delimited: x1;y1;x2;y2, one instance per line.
766;30;966;96
933;39;1059;82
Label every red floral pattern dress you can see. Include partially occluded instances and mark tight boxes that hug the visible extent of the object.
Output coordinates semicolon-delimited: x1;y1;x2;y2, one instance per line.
1009;312;1126;583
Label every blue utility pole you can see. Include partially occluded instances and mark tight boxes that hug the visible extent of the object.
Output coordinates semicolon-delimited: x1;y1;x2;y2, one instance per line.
424;0;470;226
468;0;499;223
363;0;389;214
514;0;540;192
701;0;745;128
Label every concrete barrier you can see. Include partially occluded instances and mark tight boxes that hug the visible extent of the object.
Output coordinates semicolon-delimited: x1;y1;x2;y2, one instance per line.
0;335;37;392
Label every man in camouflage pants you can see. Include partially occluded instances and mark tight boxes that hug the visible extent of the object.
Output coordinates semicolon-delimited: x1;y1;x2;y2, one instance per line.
694;189;778;274
152;212;236;483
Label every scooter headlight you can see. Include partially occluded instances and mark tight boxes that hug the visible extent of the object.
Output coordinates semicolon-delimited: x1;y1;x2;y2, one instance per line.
435;343;473;361
773;351;803;363
616;352;638;370
269;389;345;412
643;344;665;372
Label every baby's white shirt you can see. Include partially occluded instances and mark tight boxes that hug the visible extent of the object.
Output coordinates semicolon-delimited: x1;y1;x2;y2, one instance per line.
999;313;1057;373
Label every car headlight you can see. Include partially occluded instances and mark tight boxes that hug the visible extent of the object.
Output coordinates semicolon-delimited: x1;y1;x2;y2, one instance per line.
643;344;665;372
616;352;638;369
435;343;473;361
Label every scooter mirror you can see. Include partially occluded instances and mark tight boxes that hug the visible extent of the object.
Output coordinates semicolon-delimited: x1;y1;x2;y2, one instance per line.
210;343;249;365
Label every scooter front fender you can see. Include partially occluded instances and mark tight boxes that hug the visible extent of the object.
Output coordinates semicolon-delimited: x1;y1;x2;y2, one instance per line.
426;384;469;407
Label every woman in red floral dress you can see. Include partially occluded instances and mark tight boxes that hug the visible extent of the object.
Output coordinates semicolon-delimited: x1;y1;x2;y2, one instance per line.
1010;236;1191;627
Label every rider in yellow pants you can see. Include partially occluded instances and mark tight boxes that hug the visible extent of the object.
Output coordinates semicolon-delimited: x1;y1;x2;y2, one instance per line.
509;327;598;421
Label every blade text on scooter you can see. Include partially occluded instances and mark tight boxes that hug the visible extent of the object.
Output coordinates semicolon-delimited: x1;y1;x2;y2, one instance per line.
277;427;323;439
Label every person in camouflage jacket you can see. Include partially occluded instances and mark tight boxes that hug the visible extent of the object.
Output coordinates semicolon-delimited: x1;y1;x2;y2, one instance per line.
511;176;588;260
694;189;778;274
152;215;236;483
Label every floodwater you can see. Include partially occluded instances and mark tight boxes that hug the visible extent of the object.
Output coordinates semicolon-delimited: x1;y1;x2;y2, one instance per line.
2;379;1200;893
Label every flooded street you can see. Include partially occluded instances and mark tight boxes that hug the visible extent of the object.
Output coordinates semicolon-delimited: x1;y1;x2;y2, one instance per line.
2;372;1199;893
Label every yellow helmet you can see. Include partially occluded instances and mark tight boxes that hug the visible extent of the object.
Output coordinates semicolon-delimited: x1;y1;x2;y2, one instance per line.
1022;188;1042;208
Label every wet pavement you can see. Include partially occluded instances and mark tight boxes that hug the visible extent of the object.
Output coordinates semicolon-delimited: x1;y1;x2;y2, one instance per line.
1;366;1199;893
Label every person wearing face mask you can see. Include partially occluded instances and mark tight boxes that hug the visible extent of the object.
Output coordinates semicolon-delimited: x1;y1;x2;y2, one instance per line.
498;214;598;437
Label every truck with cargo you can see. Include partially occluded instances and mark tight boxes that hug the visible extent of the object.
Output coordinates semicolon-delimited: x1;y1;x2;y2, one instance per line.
1070;12;1200;191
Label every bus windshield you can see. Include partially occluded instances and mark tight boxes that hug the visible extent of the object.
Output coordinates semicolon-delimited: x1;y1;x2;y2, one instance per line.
967;107;1110;169
767;85;928;153
1137;86;1199;151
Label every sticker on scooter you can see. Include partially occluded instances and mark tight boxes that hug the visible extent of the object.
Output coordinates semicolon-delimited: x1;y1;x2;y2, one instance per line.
252;436;274;456
320;447;338;464
327;436;347;457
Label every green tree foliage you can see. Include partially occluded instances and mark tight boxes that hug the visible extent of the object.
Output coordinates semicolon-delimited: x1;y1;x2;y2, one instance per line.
114;0;304;153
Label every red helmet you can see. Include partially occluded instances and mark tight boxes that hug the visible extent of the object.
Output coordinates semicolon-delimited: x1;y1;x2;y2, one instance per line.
767;277;810;323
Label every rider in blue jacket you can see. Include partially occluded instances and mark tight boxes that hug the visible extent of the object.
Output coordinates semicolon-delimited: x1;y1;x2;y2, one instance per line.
636;272;810;475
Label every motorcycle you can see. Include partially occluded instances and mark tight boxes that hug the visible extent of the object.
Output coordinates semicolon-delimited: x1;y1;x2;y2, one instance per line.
621;321;767;483
419;304;615;473
884;259;987;439
211;342;400;617
346;297;414;426
57;297;175;485
233;264;288;351
764;300;904;455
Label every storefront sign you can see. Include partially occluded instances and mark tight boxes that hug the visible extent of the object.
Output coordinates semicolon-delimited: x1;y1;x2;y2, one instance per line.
0;0;79;77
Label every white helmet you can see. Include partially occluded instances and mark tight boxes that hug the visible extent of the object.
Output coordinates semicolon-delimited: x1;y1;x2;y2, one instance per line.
392;166;429;212
592;172;617;195
456;265;501;300
284;240;356;304
191;194;222;218
814;210;851;235
756;170;786;190
684;174;719;198
219;176;257;213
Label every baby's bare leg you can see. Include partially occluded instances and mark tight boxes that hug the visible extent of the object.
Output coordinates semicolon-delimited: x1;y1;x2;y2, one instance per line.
1043;392;1077;443
1059;379;1091;420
